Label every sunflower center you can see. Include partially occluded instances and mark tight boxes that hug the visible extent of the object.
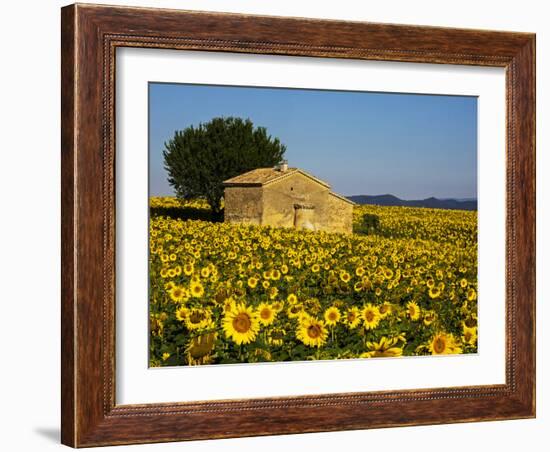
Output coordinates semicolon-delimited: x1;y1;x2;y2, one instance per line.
328;312;337;321
380;305;388;314
232;313;251;333
307;324;321;339
434;337;446;353
260;308;271;319
365;311;375;322
189;312;205;324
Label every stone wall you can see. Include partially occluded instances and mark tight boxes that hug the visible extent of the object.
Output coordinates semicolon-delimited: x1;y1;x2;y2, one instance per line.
223;186;263;225
261;172;329;229
321;193;354;234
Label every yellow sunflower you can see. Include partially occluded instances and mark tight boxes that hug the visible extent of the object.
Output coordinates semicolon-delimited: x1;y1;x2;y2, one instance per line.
247;277;258;289
353;281;364;292
378;302;393;318
189;281;205;298
361;304;381;330
185;308;211;330
324;306;341;326
257;302;276;326
223;304;260;345
297;310;313;323
428;332;462;355
222;297;236;314
296;317;328;348
306;297;322;313
287;293;298;304
344;307;361;329
287;303;304;318
406;301;421;321
423;310;436;326
183;262;194;276
268;286;279;300
467;288;477;301
185;331;217;366
169;285;189;303
361;337;404;358
462;325;478;345
463;316;478;328
164;281;175;291
175;306;189;322
340;271;351;283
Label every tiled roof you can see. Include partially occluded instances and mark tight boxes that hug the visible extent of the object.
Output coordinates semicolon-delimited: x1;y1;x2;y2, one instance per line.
223;167;331;188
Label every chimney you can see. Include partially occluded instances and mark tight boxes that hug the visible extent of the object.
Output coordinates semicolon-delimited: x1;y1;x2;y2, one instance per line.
280;159;288;172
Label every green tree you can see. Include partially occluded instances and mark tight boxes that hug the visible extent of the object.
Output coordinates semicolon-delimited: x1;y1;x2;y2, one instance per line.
163;117;286;217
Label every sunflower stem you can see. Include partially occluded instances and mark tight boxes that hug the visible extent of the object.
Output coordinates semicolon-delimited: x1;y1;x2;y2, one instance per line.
239;344;244;362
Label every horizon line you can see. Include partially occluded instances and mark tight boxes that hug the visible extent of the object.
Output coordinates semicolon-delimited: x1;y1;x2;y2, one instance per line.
149;192;478;202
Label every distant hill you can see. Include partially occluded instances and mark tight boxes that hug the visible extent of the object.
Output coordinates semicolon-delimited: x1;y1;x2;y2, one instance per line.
347;194;477;211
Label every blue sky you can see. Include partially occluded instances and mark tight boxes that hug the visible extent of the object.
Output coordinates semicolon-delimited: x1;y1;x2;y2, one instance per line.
149;83;477;200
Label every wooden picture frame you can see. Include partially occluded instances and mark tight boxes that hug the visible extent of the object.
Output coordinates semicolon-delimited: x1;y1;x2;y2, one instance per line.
61;3;535;447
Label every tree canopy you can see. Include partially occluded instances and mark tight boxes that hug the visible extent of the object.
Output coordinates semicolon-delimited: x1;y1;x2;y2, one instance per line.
163;117;286;216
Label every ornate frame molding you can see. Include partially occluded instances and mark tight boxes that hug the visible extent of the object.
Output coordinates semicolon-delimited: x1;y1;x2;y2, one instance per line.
61;4;535;447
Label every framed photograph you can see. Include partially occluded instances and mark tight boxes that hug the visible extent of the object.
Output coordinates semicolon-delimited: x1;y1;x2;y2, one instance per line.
61;3;535;447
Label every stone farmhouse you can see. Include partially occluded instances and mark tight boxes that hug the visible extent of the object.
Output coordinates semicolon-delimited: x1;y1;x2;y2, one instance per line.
222;162;355;234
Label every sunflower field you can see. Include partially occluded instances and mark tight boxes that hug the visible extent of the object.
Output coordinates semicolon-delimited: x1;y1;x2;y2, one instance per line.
149;196;478;367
